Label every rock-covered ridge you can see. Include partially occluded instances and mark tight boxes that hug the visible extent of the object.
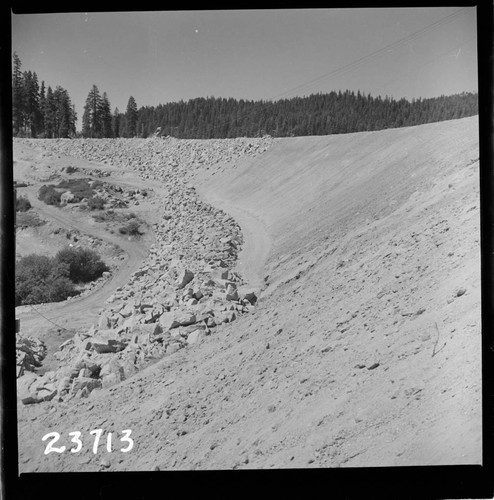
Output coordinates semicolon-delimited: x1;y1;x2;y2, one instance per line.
16;136;274;403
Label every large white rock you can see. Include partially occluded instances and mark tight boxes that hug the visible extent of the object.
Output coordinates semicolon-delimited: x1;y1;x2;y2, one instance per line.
175;269;194;289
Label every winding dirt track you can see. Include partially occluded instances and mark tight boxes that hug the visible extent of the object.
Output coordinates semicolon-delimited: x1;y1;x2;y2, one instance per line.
197;189;272;294
14;146;154;333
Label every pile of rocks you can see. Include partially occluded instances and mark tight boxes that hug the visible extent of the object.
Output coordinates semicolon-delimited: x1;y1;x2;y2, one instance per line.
90;182;149;209
16;136;272;404
20;265;257;403
21;136;274;181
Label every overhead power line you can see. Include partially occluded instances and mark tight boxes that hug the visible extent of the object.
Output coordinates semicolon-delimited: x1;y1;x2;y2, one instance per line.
198;7;472;137
27;304;70;332
269;7;471;101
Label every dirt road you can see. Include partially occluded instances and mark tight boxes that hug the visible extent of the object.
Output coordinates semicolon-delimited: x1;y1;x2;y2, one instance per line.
196;189;272;295
14;144;154;333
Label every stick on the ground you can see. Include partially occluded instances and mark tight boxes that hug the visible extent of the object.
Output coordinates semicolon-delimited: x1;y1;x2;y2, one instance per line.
432;321;446;357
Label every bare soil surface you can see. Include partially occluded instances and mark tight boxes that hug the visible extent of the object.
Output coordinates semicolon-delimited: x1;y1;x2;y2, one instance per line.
16;117;481;472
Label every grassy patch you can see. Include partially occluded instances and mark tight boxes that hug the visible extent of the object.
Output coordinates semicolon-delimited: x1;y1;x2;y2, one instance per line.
16;211;46;228
87;196;105;210
55;178;94;201
16;194;31;212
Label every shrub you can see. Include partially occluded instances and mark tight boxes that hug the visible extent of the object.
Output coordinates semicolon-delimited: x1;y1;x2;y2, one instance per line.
15;254;79;306
15;194;31;212
16;212;45;228
118;219;142;236
87;196;105;211
38;185;61;206
54;247;109;283
56;179;93;201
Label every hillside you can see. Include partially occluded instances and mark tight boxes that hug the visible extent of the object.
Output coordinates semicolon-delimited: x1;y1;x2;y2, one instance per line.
16;116;481;472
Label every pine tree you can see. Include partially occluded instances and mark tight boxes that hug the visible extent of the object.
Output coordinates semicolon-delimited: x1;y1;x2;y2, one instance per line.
112;107;121;138
12;52;25;136
99;92;113;137
37;80;46;136
53;86;76;138
23;70;41;137
125;96;138;137
82;84;103;138
43;86;56;138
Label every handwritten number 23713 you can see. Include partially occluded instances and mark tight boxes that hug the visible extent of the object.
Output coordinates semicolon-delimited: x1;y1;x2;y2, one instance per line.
42;429;133;455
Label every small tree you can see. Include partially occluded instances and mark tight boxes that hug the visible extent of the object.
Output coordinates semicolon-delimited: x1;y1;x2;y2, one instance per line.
55;247;109;283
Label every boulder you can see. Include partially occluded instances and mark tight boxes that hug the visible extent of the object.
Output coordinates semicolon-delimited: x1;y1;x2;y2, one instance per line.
166;342;181;355
99;358;125;380
17;372;39;404
87;332;128;354
213;269;230;280
242;291;258;305
102;373;120;389
71;377;102;395
159;311;180;330
130;331;150;346
131;323;162;336
36;383;57;402
98;314;112;329
225;285;239;301
159;310;196;329
119;305;134;318
175;311;196;326
187;329;205;345
74;357;101;376
57;376;72;396
175;269;194;289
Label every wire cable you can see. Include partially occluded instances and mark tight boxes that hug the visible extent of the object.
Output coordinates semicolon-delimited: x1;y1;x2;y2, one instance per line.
181;6;472;137
26;303;71;332
268;7;470;101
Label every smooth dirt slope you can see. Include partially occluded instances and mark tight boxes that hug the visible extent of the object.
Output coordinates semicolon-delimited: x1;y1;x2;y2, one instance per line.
17;116;481;471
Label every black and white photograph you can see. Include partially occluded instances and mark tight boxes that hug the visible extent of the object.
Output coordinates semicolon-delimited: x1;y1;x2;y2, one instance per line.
5;3;492;496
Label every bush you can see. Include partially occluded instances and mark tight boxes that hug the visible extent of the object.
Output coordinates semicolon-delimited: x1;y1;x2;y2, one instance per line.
87;196;105;211
15;254;79;306
56;179;93;201
16;194;31;212
38;185;61;206
16;211;45;228
55;247;109;283
118;219;142;236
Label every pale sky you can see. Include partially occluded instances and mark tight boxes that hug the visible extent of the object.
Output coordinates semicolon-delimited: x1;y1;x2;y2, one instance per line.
11;8;478;130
